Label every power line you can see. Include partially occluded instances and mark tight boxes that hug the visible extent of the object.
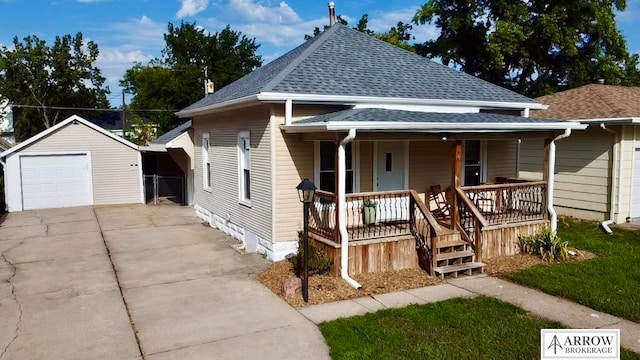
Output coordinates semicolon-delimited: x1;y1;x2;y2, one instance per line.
11;104;179;112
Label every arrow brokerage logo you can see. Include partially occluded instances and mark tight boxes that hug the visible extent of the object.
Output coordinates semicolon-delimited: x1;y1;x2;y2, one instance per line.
541;329;620;359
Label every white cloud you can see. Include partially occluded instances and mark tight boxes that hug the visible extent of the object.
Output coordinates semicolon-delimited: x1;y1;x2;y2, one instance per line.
227;0;300;24
76;0;105;2
176;0;210;18
97;49;154;89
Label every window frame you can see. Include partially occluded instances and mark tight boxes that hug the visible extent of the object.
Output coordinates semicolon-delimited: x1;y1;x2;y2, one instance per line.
462;140;488;186
314;141;357;194
202;133;212;192
238;131;251;206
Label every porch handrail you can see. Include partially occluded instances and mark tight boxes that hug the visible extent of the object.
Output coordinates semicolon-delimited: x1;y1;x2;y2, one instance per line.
455;187;487;261
409;190;443;275
461;180;547;192
461;181;548;226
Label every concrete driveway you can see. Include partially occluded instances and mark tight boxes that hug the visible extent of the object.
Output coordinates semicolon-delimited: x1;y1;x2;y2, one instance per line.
0;205;329;360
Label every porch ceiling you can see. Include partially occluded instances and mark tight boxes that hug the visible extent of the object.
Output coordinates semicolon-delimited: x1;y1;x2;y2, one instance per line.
281;108;587;133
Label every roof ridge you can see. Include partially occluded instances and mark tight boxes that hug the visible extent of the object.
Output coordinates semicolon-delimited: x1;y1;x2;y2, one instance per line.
589;84;622;117
262;24;343;92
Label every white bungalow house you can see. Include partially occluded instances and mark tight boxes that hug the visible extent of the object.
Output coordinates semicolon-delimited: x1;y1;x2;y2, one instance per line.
176;24;584;281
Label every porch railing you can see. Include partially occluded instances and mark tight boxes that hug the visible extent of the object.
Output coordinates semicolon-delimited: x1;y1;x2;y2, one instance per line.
455;187;488;261
309;189;442;274
460;181;548;226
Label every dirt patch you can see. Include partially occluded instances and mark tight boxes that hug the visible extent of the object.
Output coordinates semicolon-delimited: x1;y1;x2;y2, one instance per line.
259;250;597;308
258;261;441;308
484;250;597;276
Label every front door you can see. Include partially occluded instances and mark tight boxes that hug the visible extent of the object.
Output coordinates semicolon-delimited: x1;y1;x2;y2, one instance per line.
376;141;406;191
375;142;407;221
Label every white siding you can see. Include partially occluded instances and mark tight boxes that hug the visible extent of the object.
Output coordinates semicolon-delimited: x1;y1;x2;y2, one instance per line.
193;106;272;243
20;123;141;206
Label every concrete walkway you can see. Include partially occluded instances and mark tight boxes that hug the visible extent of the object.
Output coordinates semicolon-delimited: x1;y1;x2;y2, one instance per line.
0;205;330;360
299;275;640;354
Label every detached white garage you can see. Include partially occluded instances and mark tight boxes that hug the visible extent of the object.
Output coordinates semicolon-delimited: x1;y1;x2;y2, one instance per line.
0;115;143;212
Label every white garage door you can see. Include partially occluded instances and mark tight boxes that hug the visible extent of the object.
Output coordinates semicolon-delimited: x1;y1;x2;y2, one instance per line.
632;148;640;218
20;154;92;210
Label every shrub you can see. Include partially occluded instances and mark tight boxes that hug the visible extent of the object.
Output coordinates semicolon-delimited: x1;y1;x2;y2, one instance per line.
288;231;333;276
517;227;569;262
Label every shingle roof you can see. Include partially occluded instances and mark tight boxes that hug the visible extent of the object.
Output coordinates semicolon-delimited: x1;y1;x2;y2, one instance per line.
181;24;538;113
151;121;191;145
294;108;569;125
533;84;640;120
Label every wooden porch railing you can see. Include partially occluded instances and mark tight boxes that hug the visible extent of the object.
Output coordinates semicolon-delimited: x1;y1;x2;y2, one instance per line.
460;181;548;226
455;187;488;261
309;189;442;274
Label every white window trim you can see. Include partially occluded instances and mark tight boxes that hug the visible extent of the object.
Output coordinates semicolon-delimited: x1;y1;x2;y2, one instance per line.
462;140;488;186
238;131;251;206
202;133;212;192
314;141;359;193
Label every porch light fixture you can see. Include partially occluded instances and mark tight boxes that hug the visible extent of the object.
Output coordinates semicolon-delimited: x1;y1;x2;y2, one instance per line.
296;178;316;302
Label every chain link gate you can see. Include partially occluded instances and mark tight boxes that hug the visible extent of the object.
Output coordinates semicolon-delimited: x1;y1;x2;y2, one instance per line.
144;175;185;205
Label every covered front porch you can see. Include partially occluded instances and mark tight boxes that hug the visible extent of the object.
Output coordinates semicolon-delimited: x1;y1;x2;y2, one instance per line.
281;108;585;279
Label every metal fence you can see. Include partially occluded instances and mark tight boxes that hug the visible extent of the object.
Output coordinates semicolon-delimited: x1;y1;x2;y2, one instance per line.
144;175;185;205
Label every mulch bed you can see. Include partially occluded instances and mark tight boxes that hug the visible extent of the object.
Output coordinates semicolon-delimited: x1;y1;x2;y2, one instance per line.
258;250;598;308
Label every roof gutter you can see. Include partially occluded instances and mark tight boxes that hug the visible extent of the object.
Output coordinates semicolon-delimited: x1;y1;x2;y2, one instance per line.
338;129;362;290
281;121;587;133
257;92;547;110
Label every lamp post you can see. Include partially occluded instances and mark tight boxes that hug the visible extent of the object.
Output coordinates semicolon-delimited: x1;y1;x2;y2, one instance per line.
296;178;316;303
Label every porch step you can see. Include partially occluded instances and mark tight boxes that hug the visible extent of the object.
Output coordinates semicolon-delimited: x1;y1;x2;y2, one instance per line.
436;250;475;261
434;262;485;280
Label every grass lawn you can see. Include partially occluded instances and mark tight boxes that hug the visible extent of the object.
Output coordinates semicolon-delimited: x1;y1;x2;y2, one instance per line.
504;218;640;322
319;297;640;360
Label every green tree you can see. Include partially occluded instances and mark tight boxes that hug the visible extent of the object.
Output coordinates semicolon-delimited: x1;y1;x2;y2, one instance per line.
413;0;640;96
122;22;262;133
0;33;109;141
305;15;416;53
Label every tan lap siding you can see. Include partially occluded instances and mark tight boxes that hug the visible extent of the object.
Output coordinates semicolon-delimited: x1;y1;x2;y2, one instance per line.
23;124;140;205
192;106;272;241
487;140;517;181
274;130;313;243
519;130;613;220
409;141;451;190
518;139;544;180
359;141;373;192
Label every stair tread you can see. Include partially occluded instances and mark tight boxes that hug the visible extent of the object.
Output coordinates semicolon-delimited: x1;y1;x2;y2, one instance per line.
437;239;468;248
435;262;485;274
436;250;475;260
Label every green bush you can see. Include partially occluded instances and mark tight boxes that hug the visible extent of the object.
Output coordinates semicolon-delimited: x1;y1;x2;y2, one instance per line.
288;231;333;276
517;227;569;262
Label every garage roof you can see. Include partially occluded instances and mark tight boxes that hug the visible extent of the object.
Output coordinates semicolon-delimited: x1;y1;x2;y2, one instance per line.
0;115;139;158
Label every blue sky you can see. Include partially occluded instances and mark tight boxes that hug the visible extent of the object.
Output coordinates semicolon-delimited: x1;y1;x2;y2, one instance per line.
1;0;640;106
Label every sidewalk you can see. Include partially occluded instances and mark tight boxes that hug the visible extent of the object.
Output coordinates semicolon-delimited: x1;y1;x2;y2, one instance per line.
298;275;640;354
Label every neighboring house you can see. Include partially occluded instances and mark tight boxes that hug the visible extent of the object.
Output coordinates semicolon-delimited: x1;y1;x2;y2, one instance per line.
520;84;640;224
0;98;15;145
141;121;194;206
176;24;584;279
0;115;143;211
0;138;12;152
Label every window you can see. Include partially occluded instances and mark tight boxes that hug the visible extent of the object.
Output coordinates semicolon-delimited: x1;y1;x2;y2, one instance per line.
463;140;486;186
238;131;251;203
202;133;211;190
318;141;354;193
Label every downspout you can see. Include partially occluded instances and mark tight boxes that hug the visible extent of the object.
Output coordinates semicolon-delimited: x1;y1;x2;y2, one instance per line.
600;124;619;235
548;129;572;233
338;129;362;289
284;99;292;126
